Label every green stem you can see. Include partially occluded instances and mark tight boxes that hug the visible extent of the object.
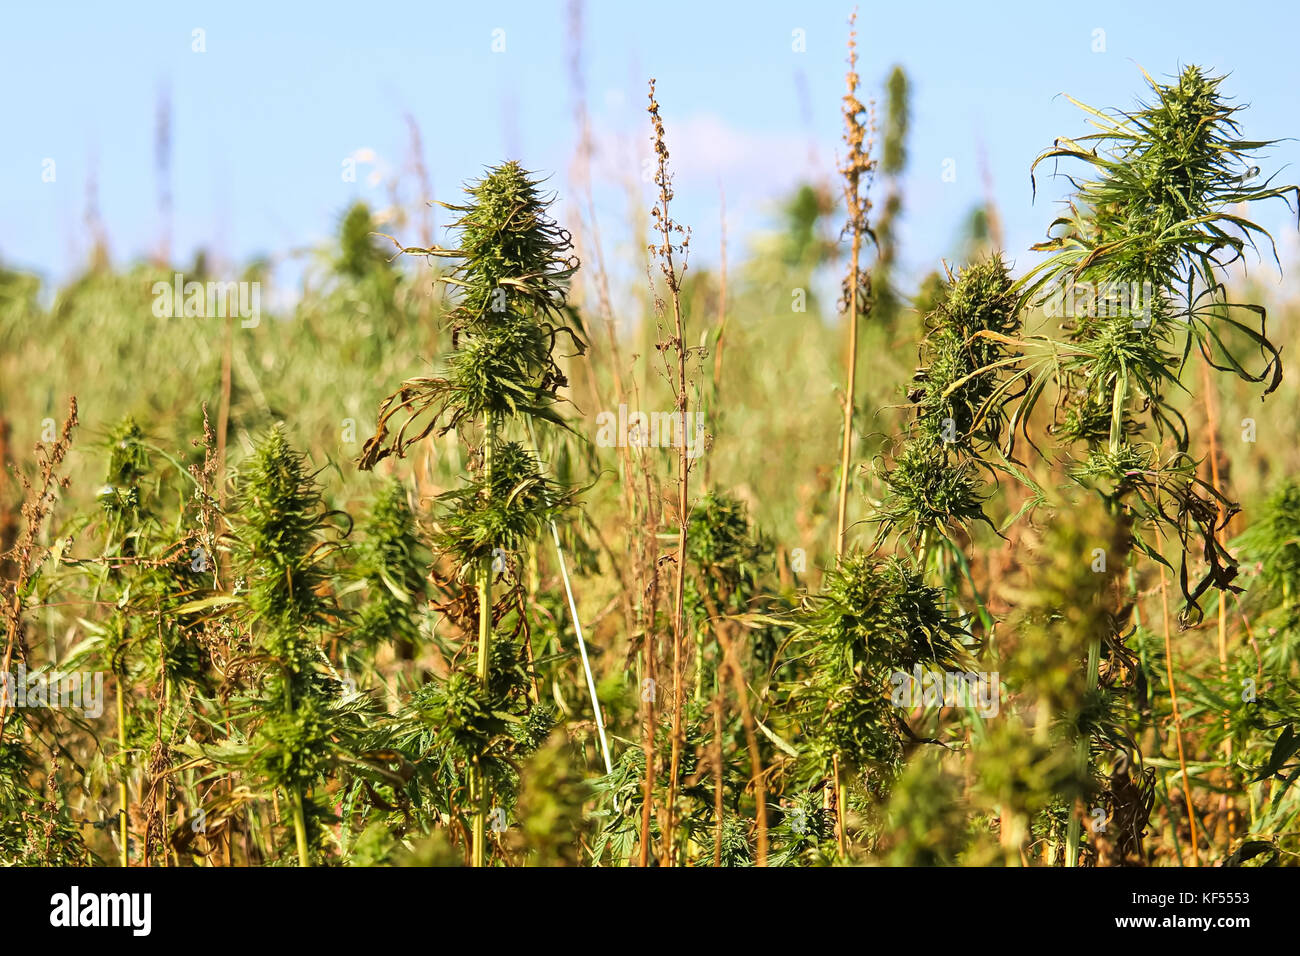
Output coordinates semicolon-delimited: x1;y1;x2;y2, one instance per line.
290;786;310;868
1066;637;1101;867
693;626;704;704
117;680;129;867
837;776;848;854
472;412;496;868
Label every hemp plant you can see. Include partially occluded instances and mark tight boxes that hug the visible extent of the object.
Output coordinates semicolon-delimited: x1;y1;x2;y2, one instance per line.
877;256;1024;552
77;416;172;866
787;259;1021;856
779;553;968;858
347;478;429;668
1018;66;1296;598
219;428;358;866
84;417;213;866
359;160;583;866
100;419;150;863
1009;65;1298;864
990;499;1138;865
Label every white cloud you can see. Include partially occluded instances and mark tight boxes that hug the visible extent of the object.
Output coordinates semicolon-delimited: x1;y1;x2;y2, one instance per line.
588;111;825;193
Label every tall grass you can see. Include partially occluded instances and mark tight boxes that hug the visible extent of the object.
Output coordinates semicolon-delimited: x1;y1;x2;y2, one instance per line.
2;39;1299;868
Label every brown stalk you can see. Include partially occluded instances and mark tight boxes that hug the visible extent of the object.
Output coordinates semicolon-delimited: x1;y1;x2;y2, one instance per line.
194;403;237;866
0;397;78;746
647;79;694;866
636;487;661;867
1198;360;1232;707
827;10;876;852
701;589;767;864
629;356;665;866
620;368;664;866
0;415;14;584
833;11;875;559
1198;357;1236;848
1159;562;1200;866
621;154;664;872
712;695;725;866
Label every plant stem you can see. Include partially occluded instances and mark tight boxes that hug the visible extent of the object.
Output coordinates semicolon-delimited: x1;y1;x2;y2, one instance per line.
663;319;689;865
835;230;862;558
1065;636;1100;867
1160;564;1200;865
836;771;848;857
828;20;871;854
472;411;496;868
712;699;724;866
216;314;233;510
1199;360;1234;780
118;678;129;867
834;14;871;560
476;414;496;684
646;79;692;866
702;588;767;864
159;642;169;867
289;786;310;868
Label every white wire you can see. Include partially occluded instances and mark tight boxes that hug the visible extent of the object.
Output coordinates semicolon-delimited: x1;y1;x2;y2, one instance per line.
550;519;613;778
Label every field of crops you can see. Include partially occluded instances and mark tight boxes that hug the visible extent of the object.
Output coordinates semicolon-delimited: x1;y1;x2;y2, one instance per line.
3;7;1300;874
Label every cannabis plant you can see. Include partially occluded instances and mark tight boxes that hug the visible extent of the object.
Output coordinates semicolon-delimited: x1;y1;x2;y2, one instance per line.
1017;67;1297;608
877;257;1024;548
360;160;584;866
348;478;429;663
220;428;359;866
778;552;968;856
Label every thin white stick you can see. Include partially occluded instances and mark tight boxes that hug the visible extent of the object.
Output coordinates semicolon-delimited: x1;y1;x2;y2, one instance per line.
550;519;613;777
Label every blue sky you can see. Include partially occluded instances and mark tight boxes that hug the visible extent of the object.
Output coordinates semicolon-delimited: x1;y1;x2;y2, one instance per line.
3;0;1299;296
